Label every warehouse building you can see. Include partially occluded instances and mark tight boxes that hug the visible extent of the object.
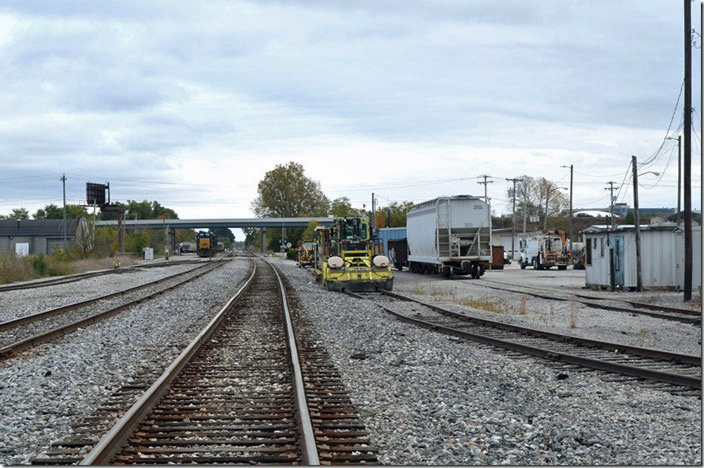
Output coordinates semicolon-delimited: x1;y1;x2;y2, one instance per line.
0;218;89;256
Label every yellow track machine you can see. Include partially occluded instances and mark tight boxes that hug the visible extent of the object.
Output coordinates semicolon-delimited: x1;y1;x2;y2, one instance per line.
312;217;393;292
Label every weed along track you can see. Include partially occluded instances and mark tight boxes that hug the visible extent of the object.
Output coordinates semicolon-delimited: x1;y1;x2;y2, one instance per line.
34;258;377;465
348;290;701;396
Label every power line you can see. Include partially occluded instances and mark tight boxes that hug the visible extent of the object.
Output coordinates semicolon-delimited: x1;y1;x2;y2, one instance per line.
641;79;685;167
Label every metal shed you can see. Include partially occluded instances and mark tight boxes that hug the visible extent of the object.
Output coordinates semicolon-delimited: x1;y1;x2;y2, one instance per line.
375;227;407;256
581;224;701;291
0;218;86;256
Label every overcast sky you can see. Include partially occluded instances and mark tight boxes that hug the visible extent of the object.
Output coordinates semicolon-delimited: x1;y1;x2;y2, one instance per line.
0;0;701;238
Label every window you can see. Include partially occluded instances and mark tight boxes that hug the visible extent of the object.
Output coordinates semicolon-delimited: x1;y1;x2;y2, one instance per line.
586;238;592;265
599;238;605;257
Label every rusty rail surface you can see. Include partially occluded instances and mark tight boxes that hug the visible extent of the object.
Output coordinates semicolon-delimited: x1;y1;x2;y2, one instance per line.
349;290;701;393
476;278;701;324
30;259;377;465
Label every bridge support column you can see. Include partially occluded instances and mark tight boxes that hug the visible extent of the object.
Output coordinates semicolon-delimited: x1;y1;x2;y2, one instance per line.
169;228;177;255
260;228;267;254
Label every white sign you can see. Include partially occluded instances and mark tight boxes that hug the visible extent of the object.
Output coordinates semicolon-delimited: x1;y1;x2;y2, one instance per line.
15;243;29;257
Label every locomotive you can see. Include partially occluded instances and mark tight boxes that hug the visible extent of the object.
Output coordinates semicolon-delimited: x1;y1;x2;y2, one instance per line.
312;217;393;291
195;231;218;257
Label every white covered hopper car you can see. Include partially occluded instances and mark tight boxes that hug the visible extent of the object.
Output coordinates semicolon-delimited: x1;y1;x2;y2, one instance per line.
407;195;492;278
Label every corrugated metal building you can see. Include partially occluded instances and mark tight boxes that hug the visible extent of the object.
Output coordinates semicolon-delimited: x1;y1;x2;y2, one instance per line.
375;227;407;256
0;219;86;256
581;224;702;292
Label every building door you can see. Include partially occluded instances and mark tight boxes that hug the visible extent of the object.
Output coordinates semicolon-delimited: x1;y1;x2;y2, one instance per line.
612;235;624;287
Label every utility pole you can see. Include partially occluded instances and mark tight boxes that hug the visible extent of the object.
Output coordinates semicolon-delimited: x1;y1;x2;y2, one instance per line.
683;0;693;302
666;135;682;222
477;175;493;202
522;180;527;233
60;174;67;251
543;185;551;231
561;165;574;252
506;177;521;260
632;156;643;292
604;181;618;229
371;193;376;238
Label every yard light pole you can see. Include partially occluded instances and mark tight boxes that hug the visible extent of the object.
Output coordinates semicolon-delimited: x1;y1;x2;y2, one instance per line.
632;154;659;292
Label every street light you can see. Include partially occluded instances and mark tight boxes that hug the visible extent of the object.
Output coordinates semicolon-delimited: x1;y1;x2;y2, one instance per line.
632;153;659;292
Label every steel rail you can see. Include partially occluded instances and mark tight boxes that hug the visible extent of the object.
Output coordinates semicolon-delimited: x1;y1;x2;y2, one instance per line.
463;279;701;324
349;291;701;389
267;260;320;466
479;278;702;317
382;290;701;365
0;259;200;292
0;261;227;361
0;261;220;332
80;260;257;465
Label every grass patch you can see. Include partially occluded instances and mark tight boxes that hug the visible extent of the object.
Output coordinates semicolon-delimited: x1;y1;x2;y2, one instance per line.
0;252;137;284
454;296;507;314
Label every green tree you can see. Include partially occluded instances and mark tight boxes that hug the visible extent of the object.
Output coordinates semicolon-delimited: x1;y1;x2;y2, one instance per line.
252;162;329;217
300;220;319;245
210;227;235;248
7;208;30;219
330;197;361;218
125;231;152;255
384;201;414;227
34;204;88;219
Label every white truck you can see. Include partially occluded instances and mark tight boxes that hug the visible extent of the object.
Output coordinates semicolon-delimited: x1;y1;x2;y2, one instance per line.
407;195;492;279
519;230;569;270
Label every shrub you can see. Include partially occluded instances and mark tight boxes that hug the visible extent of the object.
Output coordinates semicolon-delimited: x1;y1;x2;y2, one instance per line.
29;254;48;276
287;248;297;260
0;252;34;284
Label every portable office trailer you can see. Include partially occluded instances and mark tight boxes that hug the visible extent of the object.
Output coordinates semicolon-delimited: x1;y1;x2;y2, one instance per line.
675;225;702;293
407;195;491;278
582;224;693;290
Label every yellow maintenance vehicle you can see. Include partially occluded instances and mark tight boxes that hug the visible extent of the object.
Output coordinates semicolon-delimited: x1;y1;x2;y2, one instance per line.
312;217;393;292
296;241;315;268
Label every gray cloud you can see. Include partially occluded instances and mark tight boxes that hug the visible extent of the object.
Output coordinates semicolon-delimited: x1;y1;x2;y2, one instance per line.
0;0;699;219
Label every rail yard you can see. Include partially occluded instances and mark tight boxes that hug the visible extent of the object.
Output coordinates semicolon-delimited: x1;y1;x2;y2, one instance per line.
0;253;699;465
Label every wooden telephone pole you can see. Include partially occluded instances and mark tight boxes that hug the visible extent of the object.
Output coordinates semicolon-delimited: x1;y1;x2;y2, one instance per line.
682;0;693;302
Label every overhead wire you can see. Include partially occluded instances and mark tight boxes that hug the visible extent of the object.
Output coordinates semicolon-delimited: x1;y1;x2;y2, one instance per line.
640;79;684;168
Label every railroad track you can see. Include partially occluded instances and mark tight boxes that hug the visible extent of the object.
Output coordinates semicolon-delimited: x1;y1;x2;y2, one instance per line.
0;259;203;292
33;258;377;465
0;260;229;361
348;290;701;397
459;277;701;324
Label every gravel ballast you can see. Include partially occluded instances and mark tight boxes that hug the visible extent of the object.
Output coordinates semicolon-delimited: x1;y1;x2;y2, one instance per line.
0;258;252;465
0;255;700;465
272;257;702;465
